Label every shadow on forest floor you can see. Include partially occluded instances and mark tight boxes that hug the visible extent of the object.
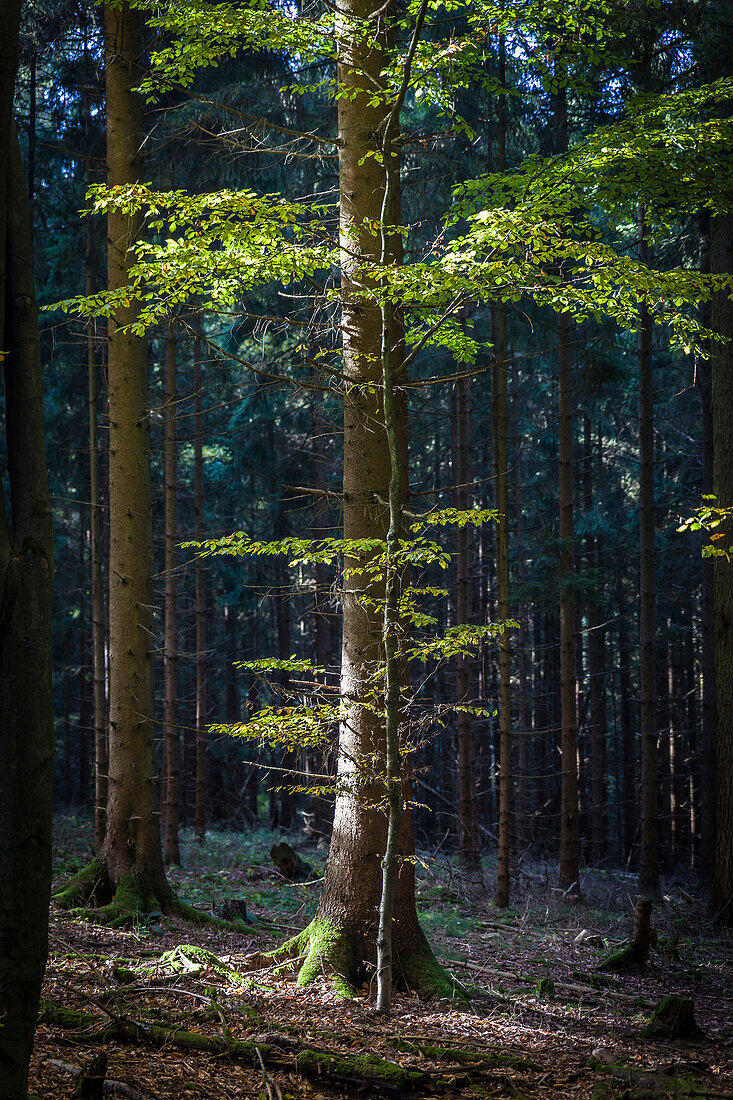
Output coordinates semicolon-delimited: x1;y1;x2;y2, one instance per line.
31;814;733;1099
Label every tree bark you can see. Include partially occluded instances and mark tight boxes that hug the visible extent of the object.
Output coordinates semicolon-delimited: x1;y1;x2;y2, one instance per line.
711;211;733;924
555;82;579;894
0;108;54;1100
163;323;181;865
584;417;606;863
493;34;512;905
283;0;454;1001
53;2;174;921
638;208;658;896
193;322;208;844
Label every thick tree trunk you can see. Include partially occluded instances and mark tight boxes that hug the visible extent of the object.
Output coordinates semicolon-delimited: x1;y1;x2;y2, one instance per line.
638;210;658;896
163;324;181;865
284;0;454;1000
0;114;54;1100
555;84;579;894
711;212;733;924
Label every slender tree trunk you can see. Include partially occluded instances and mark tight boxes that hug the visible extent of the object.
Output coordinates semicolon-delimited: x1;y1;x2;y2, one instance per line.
638;208;658;896
163;323;181;865
0;80;54;1097
698;217;717;884
584;417;605;862
711;211;733;924
193;323;208;844
53;3;174;919
555;83;579;894
88;214;107;852
455;371;480;876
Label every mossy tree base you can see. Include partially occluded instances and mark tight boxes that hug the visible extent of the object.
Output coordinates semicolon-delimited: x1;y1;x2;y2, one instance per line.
641;996;702;1041
52;860;249;933
268;918;467;1002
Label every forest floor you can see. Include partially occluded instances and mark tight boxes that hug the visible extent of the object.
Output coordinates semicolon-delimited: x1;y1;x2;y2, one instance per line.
31;815;733;1100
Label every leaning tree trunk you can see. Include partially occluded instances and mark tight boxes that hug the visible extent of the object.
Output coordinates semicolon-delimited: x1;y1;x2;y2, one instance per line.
280;0;455;1001
53;1;175;923
711;211;733;925
0;108;54;1100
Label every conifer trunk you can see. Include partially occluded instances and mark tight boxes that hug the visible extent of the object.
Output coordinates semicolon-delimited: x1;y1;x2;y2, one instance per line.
493;34;512;905
455;371;480;876
286;0;452;1002
55;1;175;919
638;209;658;896
0;107;54;1100
711;211;733;924
555;82;579;894
193;323;208;844
163;323;181;864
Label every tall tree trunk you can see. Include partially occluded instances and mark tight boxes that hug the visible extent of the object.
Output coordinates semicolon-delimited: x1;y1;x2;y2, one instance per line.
455;371;480;876
193;323;208;844
584;417;606;862
163;323;181;865
55;2;174;920
493;33;513;905
638;208;658;896
88;214;107;852
0;90;54;1100
698;217;716;884
555;82;579;894
283;0;452;1002
711;211;733;924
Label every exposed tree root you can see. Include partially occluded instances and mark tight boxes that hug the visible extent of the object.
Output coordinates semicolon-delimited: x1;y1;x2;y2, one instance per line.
52;862;250;933
265;918;467;1002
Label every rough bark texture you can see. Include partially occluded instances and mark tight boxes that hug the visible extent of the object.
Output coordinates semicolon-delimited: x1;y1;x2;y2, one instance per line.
638;212;658;897
163;324;180;865
555;84;579;894
0;114;54;1100
712;212;733;924
193;323;207;844
53;2;173;922
584;418;606;862
285;0;455;1000
455;371;480;877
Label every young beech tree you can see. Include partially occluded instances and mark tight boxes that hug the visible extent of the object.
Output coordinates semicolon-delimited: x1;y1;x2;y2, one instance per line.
0;4;54;1094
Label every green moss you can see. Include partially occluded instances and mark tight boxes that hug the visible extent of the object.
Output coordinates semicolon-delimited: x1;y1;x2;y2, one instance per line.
292;1049;423;1086
397;942;469;1002
286;918;356;997
641;995;701;1040
392;1040;540;1072
51;857;106;910
158;944;256;989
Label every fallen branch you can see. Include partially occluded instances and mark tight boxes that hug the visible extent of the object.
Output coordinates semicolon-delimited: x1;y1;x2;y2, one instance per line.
42;1057;153;1100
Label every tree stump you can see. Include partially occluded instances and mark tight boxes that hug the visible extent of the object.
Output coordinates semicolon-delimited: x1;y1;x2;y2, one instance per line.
72;1052;107;1100
642;996;701;1040
271;842;312;881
